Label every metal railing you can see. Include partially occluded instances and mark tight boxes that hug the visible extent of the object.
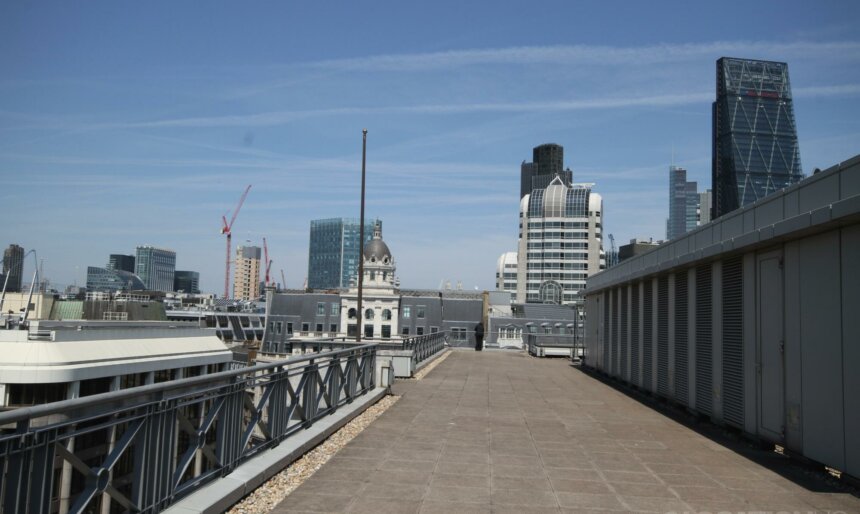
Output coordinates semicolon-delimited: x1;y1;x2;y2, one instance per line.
526;333;583;357
401;332;447;367
0;344;378;514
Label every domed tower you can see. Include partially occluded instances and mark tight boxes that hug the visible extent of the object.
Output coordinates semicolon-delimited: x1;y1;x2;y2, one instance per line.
361;220;397;292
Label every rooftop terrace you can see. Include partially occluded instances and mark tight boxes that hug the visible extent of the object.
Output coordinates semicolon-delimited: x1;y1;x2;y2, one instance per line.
274;350;860;513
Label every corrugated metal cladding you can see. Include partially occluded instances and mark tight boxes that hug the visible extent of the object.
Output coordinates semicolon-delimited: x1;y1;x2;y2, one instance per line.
583;154;860;481
722;256;745;429
674;273;689;406
642;280;653;391
695;264;713;416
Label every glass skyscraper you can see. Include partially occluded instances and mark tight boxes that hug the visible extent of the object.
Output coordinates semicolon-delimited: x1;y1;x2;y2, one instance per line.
712;57;803;219
520;143;573;199
667;166;699;240
307;218;377;289
135;246;176;292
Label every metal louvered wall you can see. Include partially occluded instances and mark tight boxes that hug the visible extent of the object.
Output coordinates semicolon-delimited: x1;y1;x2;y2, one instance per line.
611;288;619;375
695;264;713;416
642;280;653;391
656;276;669;397
630;283;640;386
620;285;628;380
674;273;689;406
722;257;745;428
603;291;610;370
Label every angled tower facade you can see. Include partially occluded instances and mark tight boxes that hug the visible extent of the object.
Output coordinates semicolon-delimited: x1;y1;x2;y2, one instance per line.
712;57;803;219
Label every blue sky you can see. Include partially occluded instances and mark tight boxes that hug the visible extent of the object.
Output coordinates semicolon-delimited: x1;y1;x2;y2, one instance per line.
2;1;859;293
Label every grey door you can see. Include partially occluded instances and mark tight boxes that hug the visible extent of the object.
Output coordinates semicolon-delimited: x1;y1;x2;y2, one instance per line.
757;250;784;442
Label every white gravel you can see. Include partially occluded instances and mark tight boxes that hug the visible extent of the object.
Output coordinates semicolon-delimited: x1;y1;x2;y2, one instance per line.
226;394;400;514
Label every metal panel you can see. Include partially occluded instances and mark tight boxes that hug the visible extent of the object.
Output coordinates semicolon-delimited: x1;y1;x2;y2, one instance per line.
631;282;640;387
603;291;610;372
620;285;628;380
656;276;669;397
782;241;803;453
799;231;845;470
611;288;619;376
756;250;784;442
842;225;860;478
695;264;713;416
642;280;654;392
674;271;689;406
722;256;745;428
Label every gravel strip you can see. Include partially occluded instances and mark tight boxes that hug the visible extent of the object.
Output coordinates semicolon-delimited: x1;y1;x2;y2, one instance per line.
226;394;400;514
410;349;451;380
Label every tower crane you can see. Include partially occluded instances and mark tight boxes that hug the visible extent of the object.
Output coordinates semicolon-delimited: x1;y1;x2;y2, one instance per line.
263;237;273;287
221;185;251;299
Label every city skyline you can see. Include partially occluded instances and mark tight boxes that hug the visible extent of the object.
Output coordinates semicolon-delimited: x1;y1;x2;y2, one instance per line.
2;1;859;294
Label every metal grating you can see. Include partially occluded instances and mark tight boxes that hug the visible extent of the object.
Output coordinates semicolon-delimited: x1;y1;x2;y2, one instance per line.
643;280;653;391
674;272;689;405
620;285;628;380
631;282;640;386
696;264;713;415
657;275;670;397
722;256;745;428
603;290;610;371
611;288;619;376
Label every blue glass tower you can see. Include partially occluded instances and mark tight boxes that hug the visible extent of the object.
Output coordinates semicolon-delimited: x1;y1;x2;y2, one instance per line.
712;57;803;219
307;218;377;289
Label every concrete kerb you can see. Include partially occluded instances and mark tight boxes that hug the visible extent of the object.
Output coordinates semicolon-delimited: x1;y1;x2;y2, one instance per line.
164;386;389;514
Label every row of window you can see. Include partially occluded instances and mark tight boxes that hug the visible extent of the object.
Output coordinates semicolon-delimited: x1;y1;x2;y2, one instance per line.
527;232;591;241
527;242;589;250
528;221;590;229
527;252;590;260
527;272;588;280
527;262;588;270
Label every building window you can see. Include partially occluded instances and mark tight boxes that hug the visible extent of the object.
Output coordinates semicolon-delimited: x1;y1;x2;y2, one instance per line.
417;306;425;318
430;326;438;334
347;324;357;337
287;322;293;334
302;322;310;332
365;308;374;320
382;325;391;338
316;323;324;333
417;326;424;335
276;321;282;335
348;308;357;319
330;323;337;332
331;303;340;316
451;328;467;341
382;309;391;320
544;326;552;334
364;325;374;338
401;326;410;336
317;303;325;316
402;306;411;318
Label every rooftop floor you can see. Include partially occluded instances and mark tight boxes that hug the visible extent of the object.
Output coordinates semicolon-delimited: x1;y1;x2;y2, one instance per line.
274;350;860;513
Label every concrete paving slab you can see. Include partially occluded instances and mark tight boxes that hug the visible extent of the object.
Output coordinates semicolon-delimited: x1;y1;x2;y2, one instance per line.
272;351;860;513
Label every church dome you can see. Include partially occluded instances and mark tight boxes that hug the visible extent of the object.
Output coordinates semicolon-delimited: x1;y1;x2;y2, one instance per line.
363;239;391;263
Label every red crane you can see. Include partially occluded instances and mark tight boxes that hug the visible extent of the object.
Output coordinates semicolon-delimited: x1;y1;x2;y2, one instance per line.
221;185;252;298
263;237;273;287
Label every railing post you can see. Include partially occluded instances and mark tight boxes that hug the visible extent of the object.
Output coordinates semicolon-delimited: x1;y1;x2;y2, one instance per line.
328;355;341;411
302;359;319;428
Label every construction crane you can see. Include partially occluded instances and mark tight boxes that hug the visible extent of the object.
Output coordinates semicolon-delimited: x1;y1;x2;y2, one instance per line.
221;185;251;299
262;237;273;287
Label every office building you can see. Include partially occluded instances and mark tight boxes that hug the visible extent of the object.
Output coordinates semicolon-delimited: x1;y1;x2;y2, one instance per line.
2;244;24;293
135;246;176;292
712;57;803;219
234;246;261;300
86;266;146;292
667;166;700;240
517;176;604;305
174;271;200;294
495;252;517;300
307;218;377;289
107;254;135;273
520;143;573;198
699;189;713;225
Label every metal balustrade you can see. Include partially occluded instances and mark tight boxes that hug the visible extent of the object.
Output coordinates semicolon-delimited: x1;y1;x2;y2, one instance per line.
526;333;581;358
0;344;377;514
400;332;447;368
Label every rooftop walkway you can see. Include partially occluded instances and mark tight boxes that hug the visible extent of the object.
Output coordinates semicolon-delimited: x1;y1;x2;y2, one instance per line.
274;350;860;513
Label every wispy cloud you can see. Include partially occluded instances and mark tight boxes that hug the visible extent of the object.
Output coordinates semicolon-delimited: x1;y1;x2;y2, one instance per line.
309;41;860;72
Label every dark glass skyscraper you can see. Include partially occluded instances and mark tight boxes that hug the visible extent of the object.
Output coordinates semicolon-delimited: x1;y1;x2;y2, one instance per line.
520;143;573;198
667;166;699;240
2;244;24;293
712;57;803;219
307;218;377;289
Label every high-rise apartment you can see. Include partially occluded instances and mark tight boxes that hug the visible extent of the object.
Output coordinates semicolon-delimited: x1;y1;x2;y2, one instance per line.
174;271;200;294
520;143;573;199
135;246;176;292
517;177;604;305
2;244;25;293
698;190;713;225
667;166;699;240
233;246;261;300
712;57;803;219
307;218;377;289
107;254;135;273
495;252;518;300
